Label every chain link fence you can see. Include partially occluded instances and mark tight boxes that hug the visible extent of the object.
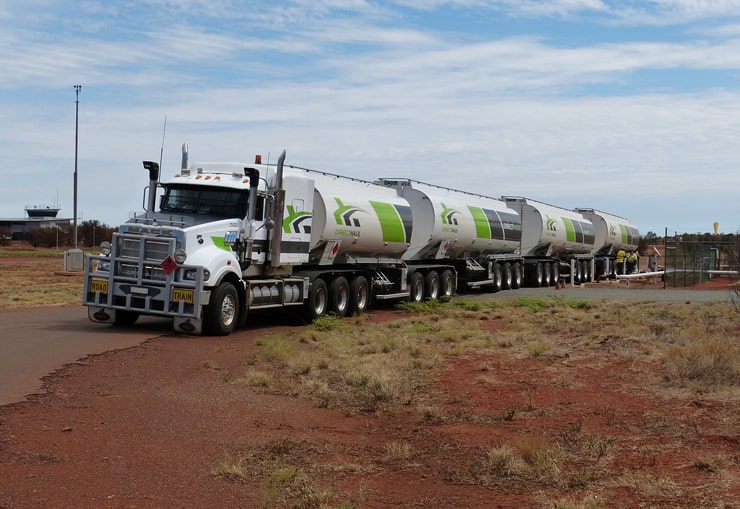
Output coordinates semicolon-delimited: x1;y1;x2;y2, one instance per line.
663;239;738;288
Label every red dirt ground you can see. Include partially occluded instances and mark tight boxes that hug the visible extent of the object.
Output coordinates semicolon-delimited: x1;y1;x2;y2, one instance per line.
0;302;738;508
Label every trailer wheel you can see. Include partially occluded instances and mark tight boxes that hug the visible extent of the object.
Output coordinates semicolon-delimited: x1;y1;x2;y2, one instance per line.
205;282;239;336
575;260;583;283
551;262;560;287
488;263;503;292
113;310;139;327
503;262;513;290
328;276;350;317
409;272;424;302
534;262;544;287
304;278;328;321
543;262;552;287
511;263;522;289
424;271;440;300
349;276;370;316
440;269;455;298
581;260;590;283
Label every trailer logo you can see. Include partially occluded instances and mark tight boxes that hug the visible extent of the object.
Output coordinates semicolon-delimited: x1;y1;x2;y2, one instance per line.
440;203;459;226
333;198;365;227
546;215;558;232
283;205;312;234
609;225;616;236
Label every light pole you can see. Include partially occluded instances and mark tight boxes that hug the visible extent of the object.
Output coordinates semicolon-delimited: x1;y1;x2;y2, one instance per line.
73;84;81;247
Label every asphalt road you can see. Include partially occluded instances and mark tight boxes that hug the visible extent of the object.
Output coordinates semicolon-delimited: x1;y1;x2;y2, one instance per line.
0;306;171;406
0;285;735;406
473;284;738;303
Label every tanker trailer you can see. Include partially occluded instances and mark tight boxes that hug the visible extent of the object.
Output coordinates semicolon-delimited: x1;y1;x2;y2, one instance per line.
293;169;422;316
574;208;640;279
378;178;523;293
502;196;596;286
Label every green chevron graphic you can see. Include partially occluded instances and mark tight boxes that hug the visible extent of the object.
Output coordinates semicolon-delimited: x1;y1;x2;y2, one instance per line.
283;205;312;233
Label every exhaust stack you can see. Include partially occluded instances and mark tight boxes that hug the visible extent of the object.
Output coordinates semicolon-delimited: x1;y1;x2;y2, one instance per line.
241;167;260;269
181;143;188;170
142;161;160;212
269;150;287;266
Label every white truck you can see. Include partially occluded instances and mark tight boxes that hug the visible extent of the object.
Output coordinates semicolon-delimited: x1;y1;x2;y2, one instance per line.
83;146;640;335
84;147;518;335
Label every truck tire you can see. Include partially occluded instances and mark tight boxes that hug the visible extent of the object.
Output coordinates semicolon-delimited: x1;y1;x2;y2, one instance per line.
503;262;513;290
349;276;370;316
544;262;552;287
114;310;139;327
551;262;560;287
512;263;522;289
205;282;239;336
491;263;503;292
304;278;328;322
582;260;590;283
328;276;350;317
440;269;455;298
424;271;440;300
529;262;544;287
409;272;424;303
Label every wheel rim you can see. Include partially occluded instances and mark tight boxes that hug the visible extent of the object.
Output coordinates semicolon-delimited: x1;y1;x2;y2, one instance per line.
314;287;327;315
337;286;349;312
221;294;236;327
356;285;368;311
413;279;424;302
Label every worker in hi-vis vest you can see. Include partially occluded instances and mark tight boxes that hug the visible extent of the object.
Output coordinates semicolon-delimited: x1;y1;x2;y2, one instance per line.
615;249;626;275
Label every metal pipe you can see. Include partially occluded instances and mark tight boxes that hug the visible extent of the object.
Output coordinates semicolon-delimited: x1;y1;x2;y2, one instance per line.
269;150;287;266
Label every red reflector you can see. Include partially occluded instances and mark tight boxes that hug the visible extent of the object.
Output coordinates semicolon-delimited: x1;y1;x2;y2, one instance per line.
161;256;177;275
255;154;262;164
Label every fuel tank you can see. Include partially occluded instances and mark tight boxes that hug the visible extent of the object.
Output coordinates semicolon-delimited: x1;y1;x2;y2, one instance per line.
575;208;640;255
292;170;413;260
503;197;595;257
378;179;522;260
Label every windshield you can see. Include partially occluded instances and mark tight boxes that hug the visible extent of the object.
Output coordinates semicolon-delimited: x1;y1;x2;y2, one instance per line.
160;185;248;218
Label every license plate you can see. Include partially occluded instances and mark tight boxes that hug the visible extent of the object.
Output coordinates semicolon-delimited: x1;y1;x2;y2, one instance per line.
89;279;108;294
172;289;194;304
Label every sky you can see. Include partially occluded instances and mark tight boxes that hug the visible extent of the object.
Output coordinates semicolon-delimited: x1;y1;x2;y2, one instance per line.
2;0;740;237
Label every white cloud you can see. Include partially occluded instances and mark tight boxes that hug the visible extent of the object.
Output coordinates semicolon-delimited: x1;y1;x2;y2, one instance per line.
0;0;739;235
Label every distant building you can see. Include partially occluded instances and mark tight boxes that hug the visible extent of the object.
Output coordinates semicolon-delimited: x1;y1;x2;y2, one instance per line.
0;206;72;241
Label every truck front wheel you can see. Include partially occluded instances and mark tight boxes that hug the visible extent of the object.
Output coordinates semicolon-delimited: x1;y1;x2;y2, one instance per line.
205;282;239;336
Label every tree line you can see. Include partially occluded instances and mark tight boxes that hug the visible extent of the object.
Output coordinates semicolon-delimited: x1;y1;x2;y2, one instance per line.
0;220;116;248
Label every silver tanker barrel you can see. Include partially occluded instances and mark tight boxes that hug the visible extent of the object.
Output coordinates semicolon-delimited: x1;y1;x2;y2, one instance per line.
574;208;640;255
575;208;640;279
502;197;595;257
303;171;413;262
502;196;596;286
377;178;521;261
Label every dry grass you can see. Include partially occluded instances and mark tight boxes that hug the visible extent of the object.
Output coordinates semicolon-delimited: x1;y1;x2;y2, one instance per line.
233;295;738;506
0;248;85;308
3;249;738;507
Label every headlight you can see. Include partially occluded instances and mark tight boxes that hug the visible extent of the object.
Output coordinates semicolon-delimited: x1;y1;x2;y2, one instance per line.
95;260;111;272
174;248;187;264
184;269;210;281
99;241;111;256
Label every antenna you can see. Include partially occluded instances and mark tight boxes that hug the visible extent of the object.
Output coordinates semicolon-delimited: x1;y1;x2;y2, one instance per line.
158;114;167;183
